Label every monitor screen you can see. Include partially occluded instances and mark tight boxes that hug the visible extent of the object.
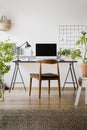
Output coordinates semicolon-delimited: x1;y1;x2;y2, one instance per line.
36;43;57;56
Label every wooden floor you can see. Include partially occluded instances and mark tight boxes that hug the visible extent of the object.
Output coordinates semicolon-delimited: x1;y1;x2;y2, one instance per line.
0;88;87;110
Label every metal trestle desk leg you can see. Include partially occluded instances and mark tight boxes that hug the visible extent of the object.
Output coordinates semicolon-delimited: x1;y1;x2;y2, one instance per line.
9;62;26;92
62;63;79;91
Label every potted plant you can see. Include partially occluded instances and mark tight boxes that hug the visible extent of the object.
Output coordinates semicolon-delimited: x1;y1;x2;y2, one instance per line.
58;48;71;57
74;31;87;77
58;48;72;60
58;48;81;60
0;38;16;100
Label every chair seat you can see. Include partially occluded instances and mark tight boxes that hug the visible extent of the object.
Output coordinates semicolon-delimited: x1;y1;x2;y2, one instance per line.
30;73;59;79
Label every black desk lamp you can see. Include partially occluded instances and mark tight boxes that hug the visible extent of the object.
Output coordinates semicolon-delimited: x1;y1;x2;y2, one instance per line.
16;41;31;61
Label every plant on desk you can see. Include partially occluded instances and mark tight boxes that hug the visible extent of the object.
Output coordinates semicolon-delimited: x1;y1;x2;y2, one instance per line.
0;37;16;101
58;48;81;60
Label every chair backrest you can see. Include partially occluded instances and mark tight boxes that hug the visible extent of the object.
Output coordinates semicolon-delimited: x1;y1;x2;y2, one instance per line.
37;59;60;76
39;59;58;64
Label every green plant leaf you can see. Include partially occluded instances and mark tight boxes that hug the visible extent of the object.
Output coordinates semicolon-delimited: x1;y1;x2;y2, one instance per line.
0;39;16;78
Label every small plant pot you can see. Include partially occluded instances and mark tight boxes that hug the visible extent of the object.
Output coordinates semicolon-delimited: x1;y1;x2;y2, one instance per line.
80;63;87;77
61;55;71;60
0;91;2;98
0;91;4;101
0;86;4;101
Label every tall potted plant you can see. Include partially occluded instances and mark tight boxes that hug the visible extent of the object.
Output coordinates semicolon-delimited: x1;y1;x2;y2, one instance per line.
76;31;87;77
0;38;16;100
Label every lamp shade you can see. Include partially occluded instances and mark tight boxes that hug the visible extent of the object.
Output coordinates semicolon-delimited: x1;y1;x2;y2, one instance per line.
25;41;31;48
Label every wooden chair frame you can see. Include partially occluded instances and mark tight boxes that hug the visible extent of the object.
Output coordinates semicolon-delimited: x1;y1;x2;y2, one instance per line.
29;59;61;98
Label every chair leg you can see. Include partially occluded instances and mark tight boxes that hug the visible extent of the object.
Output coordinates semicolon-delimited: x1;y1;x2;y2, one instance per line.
48;80;50;94
58;79;61;98
29;77;32;96
39;79;41;99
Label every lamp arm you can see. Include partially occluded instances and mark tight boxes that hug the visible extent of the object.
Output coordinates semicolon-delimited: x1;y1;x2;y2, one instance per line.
18;42;27;49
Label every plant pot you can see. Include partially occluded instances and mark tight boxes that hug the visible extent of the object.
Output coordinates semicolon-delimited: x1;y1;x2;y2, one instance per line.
0;89;4;101
61;55;71;60
80;63;87;77
0;91;2;98
0;79;5;101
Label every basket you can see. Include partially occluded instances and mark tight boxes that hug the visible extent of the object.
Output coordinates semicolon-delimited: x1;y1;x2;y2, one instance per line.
0;16;11;31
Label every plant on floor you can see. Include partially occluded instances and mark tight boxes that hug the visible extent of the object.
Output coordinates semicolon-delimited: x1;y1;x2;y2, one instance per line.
74;31;87;77
0;37;16;100
74;31;87;63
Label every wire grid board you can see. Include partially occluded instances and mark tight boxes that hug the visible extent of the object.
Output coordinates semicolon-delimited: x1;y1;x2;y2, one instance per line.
59;25;87;51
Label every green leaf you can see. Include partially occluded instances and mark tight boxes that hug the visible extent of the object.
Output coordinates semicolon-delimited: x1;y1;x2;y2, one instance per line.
0;39;16;77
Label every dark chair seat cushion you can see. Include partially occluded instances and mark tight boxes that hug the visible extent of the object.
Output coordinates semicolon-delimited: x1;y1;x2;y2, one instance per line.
30;73;59;78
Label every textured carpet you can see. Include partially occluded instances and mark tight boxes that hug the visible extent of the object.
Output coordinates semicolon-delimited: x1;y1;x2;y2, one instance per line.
0;109;87;130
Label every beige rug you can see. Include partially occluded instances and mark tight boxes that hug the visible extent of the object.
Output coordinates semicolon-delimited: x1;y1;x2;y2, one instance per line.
0;109;87;130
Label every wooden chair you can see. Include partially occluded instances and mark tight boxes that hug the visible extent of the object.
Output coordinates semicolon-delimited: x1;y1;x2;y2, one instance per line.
29;59;61;98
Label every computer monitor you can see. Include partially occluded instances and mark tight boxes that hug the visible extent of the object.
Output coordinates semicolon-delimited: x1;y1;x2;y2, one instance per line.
36;43;57;58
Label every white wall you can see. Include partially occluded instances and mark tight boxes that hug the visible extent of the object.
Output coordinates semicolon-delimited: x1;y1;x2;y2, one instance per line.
0;0;87;87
